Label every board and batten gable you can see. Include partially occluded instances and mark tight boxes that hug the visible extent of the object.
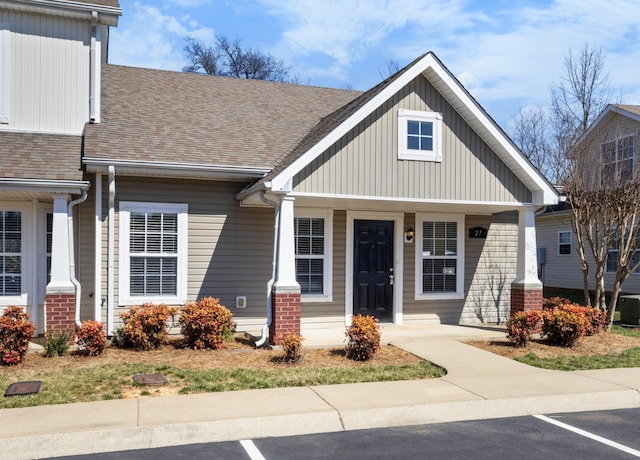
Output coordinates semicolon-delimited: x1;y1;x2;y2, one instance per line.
90;176;275;330
293;74;532;203
0;8;91;133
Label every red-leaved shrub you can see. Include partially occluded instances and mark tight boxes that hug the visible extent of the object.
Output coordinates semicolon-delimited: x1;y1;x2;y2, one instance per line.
346;314;381;361
506;310;543;347
179;297;236;350
0;306;35;365
542;307;588;347
77;320;107;356
277;330;305;363
119;303;172;350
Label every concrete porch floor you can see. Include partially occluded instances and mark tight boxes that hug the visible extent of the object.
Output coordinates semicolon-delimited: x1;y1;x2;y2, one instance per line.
298;323;507;348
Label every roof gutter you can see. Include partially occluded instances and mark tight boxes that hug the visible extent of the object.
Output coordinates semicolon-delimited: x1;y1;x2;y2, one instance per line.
0;178;89;194
0;0;121;25
83;158;270;181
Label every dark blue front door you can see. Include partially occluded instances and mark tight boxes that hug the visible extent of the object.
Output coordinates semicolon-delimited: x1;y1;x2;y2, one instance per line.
353;220;394;320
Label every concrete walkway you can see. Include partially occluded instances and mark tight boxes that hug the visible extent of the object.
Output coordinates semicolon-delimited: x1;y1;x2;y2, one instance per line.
2;326;640;459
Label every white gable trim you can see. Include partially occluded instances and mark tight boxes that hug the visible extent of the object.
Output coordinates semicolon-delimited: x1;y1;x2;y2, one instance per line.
269;52;557;206
575;104;640;148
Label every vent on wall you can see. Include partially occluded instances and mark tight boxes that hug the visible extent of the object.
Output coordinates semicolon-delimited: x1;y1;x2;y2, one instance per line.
236;296;247;309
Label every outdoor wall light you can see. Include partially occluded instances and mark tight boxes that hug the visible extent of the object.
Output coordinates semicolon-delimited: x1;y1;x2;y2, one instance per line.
405;227;414;243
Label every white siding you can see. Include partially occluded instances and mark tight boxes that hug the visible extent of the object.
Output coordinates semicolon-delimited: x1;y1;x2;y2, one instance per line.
0;9;91;134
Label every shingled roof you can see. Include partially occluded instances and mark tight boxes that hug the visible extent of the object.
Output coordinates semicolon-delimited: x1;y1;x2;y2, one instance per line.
0;132;83;181
83;65;361;170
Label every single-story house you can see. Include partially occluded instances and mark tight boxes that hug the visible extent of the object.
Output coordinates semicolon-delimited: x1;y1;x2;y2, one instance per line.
537;104;640;295
0;0;557;344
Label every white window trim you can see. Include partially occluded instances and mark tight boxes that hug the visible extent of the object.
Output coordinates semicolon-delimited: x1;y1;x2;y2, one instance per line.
118;201;188;306
601;134;635;180
295;209;333;303
557;230;572;256
415;213;465;300
398;109;443;162
0;202;31;307
0;23;10;124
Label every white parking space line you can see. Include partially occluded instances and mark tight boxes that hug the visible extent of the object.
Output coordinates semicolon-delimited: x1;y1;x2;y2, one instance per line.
240;439;266;460
534;414;640;458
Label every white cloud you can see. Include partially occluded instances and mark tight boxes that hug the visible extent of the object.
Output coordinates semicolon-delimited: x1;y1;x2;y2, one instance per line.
109;1;214;71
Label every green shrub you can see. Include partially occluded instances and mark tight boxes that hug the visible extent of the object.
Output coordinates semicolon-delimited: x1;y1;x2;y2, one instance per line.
0;306;36;365
44;329;71;357
542;307;588;347
506;310;543;347
179;297;236;350
119;303;172;350
277;331;305;363
345;314;381;361
77;320;107;357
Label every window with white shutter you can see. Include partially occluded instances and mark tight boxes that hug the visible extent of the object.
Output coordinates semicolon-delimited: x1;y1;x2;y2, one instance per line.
415;213;464;300
119;202;187;305
294;210;333;302
0;211;21;296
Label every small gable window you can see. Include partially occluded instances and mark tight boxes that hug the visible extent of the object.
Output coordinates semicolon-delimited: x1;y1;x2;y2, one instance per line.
398;109;443;162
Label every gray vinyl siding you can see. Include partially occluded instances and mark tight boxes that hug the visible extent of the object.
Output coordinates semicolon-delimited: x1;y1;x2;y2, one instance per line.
94;176;275;330
403;212;518;324
78;185;96;322
294;74;531;203
536;213;640;295
461;212;518;324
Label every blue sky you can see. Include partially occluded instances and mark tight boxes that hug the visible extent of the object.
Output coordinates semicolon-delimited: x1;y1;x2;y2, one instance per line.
108;0;640;128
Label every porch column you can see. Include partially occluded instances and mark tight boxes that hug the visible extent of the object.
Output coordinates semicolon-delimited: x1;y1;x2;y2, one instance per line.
510;205;543;314
269;195;301;345
46;193;76;335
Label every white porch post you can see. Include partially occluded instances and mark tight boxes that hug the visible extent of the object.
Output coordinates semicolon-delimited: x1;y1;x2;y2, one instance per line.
48;193;73;292
510;205;543;314
270;194;301;344
274;195;300;289
46;193;76;335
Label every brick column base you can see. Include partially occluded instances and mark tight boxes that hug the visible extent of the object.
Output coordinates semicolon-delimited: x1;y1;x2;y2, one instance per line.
45;293;76;342
510;284;543;315
269;288;301;346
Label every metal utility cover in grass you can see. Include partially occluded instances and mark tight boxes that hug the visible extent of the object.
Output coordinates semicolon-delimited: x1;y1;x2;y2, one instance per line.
4;381;42;397
133;374;168;385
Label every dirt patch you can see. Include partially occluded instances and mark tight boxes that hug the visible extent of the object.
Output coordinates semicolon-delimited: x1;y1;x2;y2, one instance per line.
467;332;640;359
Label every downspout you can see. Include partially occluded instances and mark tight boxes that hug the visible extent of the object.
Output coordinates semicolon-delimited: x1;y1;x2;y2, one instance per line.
89;11;99;123
68;190;88;327
254;191;280;348
107;166;115;335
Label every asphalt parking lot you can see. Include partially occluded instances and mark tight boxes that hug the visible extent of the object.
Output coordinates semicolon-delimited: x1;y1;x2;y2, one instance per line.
53;408;640;459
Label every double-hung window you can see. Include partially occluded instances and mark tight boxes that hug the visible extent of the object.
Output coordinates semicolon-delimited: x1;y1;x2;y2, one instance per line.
558;231;572;256
607;234;640;274
602;135;634;182
0;211;21;297
294;210;332;301
398;109;443;162
119;202;187;305
415;213;464;300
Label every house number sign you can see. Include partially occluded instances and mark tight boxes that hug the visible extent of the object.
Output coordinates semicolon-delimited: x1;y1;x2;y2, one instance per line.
469;226;488;238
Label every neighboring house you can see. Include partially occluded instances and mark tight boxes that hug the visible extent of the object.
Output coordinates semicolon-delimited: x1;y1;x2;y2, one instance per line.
536;104;640;295
1;0;557;343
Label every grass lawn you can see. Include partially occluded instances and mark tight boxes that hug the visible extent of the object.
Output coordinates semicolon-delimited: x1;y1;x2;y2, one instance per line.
0;338;444;409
